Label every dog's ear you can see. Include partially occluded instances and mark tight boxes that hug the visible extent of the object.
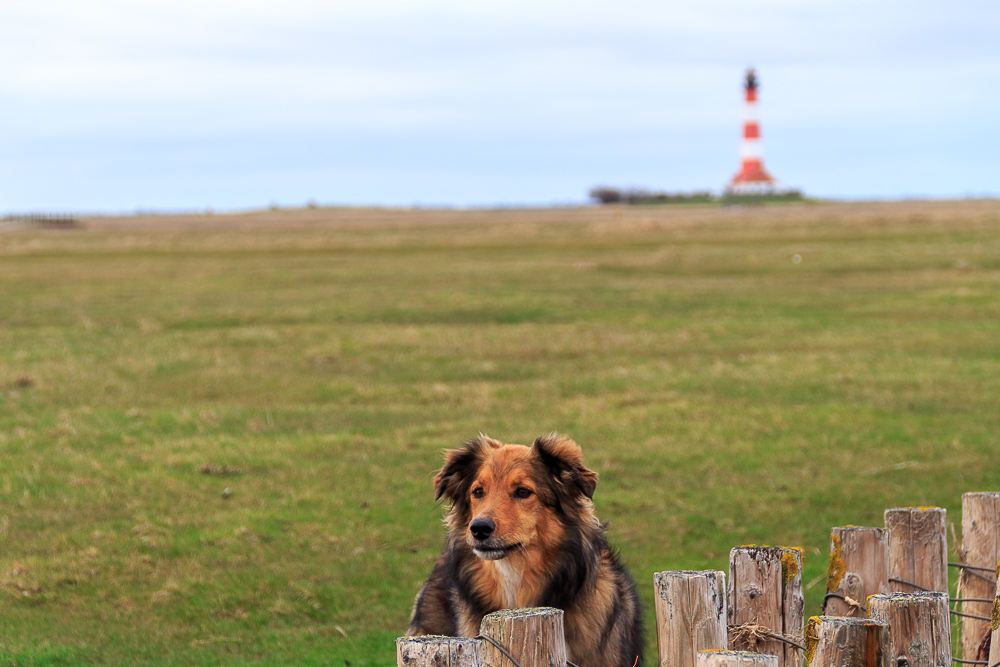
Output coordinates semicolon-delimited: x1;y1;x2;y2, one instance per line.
531;434;598;500
433;435;500;502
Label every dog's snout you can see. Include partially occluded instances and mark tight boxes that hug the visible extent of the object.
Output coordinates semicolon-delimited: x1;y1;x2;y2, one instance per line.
469;518;495;541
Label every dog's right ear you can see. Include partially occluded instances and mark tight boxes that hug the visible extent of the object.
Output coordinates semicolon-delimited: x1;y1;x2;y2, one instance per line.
433;435;500;503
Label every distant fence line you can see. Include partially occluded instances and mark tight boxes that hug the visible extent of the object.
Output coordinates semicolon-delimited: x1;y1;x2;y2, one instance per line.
1;213;79;228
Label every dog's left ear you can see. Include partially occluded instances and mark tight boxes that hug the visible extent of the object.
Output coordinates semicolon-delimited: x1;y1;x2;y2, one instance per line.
531;434;598;499
434;435;500;503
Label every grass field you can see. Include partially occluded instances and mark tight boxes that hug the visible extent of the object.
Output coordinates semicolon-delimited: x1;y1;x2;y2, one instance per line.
1;200;999;666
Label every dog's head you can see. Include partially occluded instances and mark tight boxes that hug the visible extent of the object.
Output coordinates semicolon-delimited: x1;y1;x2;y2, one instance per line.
433;434;598;561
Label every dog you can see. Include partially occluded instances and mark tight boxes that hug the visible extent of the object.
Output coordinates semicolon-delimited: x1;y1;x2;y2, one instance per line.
407;434;643;667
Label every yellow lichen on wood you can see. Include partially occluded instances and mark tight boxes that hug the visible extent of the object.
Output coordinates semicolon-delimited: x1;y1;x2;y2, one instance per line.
826;534;846;594
781;551;800;584
803;616;820;666
994;559;1000;632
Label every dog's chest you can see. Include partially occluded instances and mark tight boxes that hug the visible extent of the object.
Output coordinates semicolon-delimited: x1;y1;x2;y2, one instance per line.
492;559;524;608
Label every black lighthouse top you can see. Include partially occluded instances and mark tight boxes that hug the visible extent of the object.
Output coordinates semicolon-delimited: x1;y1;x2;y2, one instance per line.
745;68;758;91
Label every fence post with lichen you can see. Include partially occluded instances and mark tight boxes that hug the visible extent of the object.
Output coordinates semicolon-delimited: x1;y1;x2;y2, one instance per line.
802;616;889;667
884;507;948;594
988;563;1000;667
697;649;779;667
396;635;483;667
824;526;889;617
728;546;805;667
867;592;951;667
479;607;565;667
655;570;728;667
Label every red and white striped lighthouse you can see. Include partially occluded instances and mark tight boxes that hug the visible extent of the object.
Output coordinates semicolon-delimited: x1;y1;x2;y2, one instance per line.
725;68;785;195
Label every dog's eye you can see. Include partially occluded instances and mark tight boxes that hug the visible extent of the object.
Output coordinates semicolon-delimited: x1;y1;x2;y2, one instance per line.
514;487;533;499
472;488;484;499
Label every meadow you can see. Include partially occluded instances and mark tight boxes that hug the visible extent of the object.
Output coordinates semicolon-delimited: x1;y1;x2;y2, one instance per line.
1;200;999;666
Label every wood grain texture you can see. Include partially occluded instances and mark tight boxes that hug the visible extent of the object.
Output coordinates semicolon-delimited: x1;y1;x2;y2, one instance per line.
867;592;951;667
480;607;566;667
396;636;482;667
729;547;805;667
802;616;889;667
884;508;948;593
959;493;1000;660
988;562;1000;667
987;564;999;667
825;527;889;617
697;650;779;667
655;570;728;667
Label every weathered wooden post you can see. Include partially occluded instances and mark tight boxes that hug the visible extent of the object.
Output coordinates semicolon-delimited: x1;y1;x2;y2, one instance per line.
960;493;1000;661
697;649;779;667
655;570;728;667
867;592;951;667
729;546;805;667
825;526;889;617
396;636;483;667
802;616;889;667
988;562;999;667
884;507;948;593
479;607;565;667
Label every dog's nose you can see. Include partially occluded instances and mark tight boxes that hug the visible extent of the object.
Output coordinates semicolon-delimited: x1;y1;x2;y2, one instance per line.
470;518;495;541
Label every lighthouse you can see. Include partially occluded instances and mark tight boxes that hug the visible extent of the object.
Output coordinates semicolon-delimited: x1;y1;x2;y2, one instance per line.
725;68;786;196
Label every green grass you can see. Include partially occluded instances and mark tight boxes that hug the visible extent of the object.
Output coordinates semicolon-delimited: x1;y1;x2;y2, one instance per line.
1;200;999;665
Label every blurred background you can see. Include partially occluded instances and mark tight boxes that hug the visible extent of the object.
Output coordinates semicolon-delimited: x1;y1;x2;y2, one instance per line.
2;0;999;212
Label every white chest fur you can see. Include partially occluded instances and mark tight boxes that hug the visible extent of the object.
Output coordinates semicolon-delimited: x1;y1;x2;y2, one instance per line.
493;558;524;608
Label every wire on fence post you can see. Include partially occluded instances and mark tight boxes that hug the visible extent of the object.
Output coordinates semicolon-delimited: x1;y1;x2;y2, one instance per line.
948;609;993;622
728;624;806;652
949;563;999;575
888;577;930;591
475;634;524;667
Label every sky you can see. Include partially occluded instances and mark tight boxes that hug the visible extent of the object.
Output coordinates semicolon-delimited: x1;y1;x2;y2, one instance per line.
2;0;999;212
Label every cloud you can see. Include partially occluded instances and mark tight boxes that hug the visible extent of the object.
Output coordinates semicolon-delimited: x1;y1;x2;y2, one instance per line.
1;0;998;207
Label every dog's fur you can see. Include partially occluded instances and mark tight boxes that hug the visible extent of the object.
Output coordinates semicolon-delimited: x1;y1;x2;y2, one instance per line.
407;434;643;667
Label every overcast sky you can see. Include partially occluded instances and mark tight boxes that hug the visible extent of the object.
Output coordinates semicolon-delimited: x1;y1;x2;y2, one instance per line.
2;0;998;212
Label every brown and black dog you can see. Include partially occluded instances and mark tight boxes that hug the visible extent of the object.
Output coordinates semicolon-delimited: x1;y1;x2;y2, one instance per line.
407;434;643;667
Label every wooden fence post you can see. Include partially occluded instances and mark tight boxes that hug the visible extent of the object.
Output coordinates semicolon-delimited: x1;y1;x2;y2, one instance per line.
697;650;779;667
825;526;889;617
867;592;951;667
655;570;728;667
802;616;888;667
960;493;1000;661
884;507;948;593
479;607;565;667
988;563;999;667
729;546;805;667
396;636;482;667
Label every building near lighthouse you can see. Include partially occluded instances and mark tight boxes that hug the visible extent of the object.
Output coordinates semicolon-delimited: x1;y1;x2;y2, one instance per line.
725;68;797;198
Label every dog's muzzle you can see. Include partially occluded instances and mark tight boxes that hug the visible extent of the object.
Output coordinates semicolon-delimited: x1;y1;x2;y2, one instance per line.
472;541;520;561
469;518;519;560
